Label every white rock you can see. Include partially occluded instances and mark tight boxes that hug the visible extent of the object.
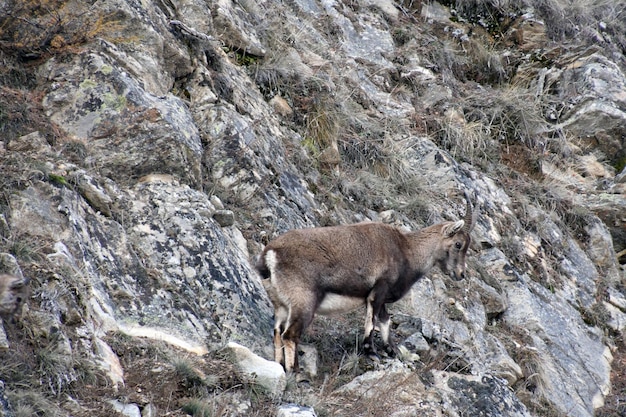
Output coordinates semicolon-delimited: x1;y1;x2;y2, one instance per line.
224;341;286;395
0;320;8;350
109;400;141;417
277;403;318;417
95;337;125;389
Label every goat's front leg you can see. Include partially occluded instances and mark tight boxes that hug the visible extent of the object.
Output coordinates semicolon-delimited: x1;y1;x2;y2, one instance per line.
362;285;388;360
378;304;397;357
362;292;378;359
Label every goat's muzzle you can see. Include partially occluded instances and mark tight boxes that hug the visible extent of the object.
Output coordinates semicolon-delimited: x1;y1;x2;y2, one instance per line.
452;266;466;281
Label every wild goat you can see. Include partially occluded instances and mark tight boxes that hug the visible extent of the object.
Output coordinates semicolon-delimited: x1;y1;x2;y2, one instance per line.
256;192;478;372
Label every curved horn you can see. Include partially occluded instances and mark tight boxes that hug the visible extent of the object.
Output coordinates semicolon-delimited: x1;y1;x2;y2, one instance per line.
462;190;479;232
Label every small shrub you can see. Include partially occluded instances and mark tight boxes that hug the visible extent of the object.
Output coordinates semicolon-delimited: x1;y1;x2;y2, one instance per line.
36;348;79;396
3;231;47;263
173;357;218;392
304;95;340;152
182;398;214;417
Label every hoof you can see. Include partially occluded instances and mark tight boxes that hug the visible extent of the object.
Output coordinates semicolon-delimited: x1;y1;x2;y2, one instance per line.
383;345;398;358
362;342;379;360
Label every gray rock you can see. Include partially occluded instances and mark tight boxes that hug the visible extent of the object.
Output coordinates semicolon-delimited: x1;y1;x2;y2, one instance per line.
435;372;531;417
73;172;113;216
503;277;612;416
551;52;626;137
141;403;158;417
0;322;7;350
403;332;430;353
213;209;235;227
212;0;266;56
0;381;14;417
331;361;431;416
7;131;49;152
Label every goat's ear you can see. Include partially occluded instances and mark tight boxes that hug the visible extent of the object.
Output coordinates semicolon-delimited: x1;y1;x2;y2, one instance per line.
442;220;465;237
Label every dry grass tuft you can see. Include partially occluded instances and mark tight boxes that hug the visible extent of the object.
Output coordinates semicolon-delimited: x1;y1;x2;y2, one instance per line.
8;390;64;417
303;95;340;152
0;87;58;146
437;111;491;163
449;0;626;51
464;87;547;149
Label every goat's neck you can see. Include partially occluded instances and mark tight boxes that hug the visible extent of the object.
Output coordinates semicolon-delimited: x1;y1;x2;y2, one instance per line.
404;224;444;275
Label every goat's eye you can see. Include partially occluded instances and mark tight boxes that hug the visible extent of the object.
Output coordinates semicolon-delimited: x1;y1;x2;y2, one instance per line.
455;242;462;249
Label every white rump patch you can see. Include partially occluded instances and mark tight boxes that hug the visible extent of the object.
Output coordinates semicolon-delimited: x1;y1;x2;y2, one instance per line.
317;293;365;315
263;249;290;309
265;249;278;275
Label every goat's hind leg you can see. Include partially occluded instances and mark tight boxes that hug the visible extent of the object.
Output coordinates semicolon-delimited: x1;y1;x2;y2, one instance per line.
282;301;315;373
273;305;289;368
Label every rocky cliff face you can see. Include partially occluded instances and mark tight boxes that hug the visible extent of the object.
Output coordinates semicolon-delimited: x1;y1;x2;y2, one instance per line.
0;0;625;416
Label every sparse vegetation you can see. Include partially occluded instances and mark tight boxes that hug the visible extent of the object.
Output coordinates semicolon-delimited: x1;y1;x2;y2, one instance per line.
182;398;214;417
0;87;57;146
8;390;64;417
303;94;340;156
487;322;564;416
0;0;622;416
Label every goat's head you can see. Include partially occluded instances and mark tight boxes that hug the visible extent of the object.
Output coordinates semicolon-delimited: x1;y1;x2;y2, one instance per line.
436;192;478;281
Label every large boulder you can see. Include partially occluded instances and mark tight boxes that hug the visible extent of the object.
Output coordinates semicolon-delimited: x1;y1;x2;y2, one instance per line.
41;51;203;187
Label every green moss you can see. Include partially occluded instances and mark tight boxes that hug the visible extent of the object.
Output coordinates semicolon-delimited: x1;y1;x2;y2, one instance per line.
301;137;320;155
99;64;113;75
48;174;70;188
223;47;260;66
102;92;127;111
79;78;98;89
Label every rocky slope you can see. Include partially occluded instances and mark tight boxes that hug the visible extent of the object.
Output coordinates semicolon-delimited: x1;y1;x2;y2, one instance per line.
0;0;625;416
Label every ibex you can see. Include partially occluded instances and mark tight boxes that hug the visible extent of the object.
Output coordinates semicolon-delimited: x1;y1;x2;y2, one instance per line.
256;192;478;373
